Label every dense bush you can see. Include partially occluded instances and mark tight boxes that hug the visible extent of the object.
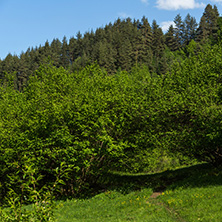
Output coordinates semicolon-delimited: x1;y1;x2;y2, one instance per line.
155;41;222;164
0;64;126;202
1;41;222;208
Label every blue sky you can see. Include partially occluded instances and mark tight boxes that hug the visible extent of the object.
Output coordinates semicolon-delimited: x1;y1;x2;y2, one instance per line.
0;0;222;59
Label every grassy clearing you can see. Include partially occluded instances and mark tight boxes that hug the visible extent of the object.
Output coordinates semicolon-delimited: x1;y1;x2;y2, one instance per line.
159;165;222;222
160;185;222;222
55;189;175;222
55;163;222;222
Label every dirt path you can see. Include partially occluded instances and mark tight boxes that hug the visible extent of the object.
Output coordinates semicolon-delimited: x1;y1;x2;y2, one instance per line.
149;191;187;222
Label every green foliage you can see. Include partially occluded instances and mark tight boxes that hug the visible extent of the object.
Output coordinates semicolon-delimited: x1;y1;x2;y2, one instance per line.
0;159;67;221
0;63;134;203
166;42;222;164
1;38;222;216
1;5;222;221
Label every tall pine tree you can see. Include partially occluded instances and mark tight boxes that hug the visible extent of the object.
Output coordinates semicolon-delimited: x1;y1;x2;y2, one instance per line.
165;25;179;51
183;13;198;45
197;4;219;43
151;20;167;74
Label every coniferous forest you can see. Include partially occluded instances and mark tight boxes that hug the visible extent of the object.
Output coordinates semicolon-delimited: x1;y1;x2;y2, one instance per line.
1;4;221;90
0;4;222;221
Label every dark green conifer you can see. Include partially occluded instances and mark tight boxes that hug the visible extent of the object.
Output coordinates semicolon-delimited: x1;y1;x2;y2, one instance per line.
196;16;209;43
51;38;62;67
174;14;184;47
165;25;178;51
139;17;153;68
197;4;219;43
183;13;198;45
118;38;133;71
60;36;70;68
151;20;166;74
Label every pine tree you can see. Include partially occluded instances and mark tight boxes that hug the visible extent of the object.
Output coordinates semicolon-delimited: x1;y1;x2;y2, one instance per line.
0;53;18;74
51;38;62;67
60;36;70;68
138;17;153;67
197;4;219;43
183;13;198;45
196;16;209;43
82;30;94;60
70;31;83;63
112;18;134;70
152;20;165;57
174;14;184;47
151;20;166;74
95;39;117;73
212;5;220;41
118;38;133;71
165;25;178;51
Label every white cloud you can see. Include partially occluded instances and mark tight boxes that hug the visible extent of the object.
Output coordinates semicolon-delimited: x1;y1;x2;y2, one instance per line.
118;12;131;19
156;0;205;10
141;0;148;5
211;0;222;4
160;21;175;32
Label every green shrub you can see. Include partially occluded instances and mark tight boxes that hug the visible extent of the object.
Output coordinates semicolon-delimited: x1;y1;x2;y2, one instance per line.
1;41;222;209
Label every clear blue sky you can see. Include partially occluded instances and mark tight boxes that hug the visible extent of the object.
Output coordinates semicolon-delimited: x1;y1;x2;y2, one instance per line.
0;0;221;59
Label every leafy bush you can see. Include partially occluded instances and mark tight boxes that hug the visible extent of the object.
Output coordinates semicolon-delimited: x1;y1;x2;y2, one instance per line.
0;64;131;203
1;41;222;210
0;158;67;221
155;41;222;165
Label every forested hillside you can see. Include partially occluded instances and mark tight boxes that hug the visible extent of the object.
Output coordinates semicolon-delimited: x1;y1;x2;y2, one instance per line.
0;4;221;90
0;3;222;221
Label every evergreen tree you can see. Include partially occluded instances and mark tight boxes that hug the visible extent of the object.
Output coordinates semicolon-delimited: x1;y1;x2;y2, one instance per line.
0;53;19;88
174;14;184;47
197;4;219;43
211;5;220;42
118;38;133;71
1;4;222;84
196;16;209;43
50;38;62;67
111;18;134;70
60;36;70;68
82;30;94;61
95;39;117;73
138;16;153;68
183;13;198;45
29;47;39;71
69;31;83;63
17;52;30;91
165;25;178;51
0;53;18;74
151;20;167;74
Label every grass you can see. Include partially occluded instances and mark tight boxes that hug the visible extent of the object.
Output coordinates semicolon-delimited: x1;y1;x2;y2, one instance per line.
54;163;222;222
55;189;175;222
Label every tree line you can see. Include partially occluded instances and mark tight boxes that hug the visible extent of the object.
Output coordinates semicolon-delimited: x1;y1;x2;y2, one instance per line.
0;4;221;91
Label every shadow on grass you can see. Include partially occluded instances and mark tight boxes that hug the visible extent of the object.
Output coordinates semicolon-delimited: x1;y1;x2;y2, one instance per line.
97;163;222;195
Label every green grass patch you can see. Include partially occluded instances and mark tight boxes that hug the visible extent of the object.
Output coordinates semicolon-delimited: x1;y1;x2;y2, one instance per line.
2;163;221;221
55;189;175;222
158;164;222;222
54;163;222;222
160;185;222;222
